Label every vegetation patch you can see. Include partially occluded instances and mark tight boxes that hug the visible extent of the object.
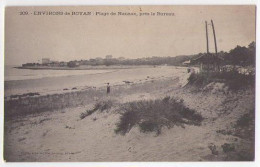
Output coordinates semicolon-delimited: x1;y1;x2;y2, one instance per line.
188;70;255;91
222;143;235;153
10;92;40;99
216;110;255;161
234;111;255;140
80;100;113;119
115;96;203;135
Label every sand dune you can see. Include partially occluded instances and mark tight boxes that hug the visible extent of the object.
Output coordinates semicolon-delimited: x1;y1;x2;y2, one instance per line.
4;67;254;162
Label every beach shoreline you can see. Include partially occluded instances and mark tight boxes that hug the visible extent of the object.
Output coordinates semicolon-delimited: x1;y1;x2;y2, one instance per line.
4;66;189;97
14;65;159;70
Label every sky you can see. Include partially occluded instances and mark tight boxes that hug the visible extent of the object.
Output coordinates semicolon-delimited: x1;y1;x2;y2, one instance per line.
5;5;256;65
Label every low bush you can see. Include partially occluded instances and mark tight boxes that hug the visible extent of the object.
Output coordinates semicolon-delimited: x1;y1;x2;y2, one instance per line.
236;113;251;127
94;100;113;112
234;110;255;140
115;96;203;135
80;100;113;119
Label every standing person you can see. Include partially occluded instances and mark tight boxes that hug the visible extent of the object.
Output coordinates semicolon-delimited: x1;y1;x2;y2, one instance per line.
107;83;110;94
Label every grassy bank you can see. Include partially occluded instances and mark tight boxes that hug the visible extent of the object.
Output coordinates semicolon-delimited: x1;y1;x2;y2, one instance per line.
188;70;255;90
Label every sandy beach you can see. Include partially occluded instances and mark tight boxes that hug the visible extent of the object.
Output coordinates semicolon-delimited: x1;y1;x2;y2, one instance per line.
4;66;255;161
5;66;187;97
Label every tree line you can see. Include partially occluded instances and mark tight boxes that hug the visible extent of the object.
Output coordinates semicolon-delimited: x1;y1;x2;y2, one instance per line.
69;41;255;67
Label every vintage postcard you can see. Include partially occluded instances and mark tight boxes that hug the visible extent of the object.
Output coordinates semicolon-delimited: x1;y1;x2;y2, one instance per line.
4;5;256;162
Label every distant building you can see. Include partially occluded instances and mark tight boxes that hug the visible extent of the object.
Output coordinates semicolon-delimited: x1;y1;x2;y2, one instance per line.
49;61;60;67
191;53;224;72
42;58;50;65
182;60;191;66
106;55;113;59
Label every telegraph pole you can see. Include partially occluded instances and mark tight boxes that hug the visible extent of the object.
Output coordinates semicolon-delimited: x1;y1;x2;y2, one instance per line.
211;20;219;71
205;21;209;54
211;20;218;56
205;21;210;71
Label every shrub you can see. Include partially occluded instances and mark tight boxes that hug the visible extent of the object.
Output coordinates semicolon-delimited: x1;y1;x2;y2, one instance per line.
188;72;208;87
114;110;139;134
139;121;161;134
221;143;235;153
94;100;113;112
80;100;113;119
115;96;203;135
236;113;251;127
234;110;255;140
80;109;96;119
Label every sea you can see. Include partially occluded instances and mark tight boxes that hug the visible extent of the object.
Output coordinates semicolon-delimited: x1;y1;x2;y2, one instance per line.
4;65;112;81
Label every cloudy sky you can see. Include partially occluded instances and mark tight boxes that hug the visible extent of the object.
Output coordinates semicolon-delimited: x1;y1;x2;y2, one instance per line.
5;5;255;65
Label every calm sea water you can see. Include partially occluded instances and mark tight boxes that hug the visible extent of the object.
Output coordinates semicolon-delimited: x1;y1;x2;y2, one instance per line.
4;65;113;81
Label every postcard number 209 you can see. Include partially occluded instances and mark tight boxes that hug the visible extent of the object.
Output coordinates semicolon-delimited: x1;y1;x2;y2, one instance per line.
19;11;29;15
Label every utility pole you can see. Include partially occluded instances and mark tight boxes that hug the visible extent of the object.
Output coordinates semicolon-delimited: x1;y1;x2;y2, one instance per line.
211;20;218;56
205;21;210;71
211;20;219;71
205;21;209;54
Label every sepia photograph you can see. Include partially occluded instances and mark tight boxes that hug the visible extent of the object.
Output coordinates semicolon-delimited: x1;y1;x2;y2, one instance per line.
3;5;256;162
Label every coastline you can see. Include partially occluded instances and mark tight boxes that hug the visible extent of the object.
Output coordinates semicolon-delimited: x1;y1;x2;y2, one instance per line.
4;66;188;97
14;65;157;70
